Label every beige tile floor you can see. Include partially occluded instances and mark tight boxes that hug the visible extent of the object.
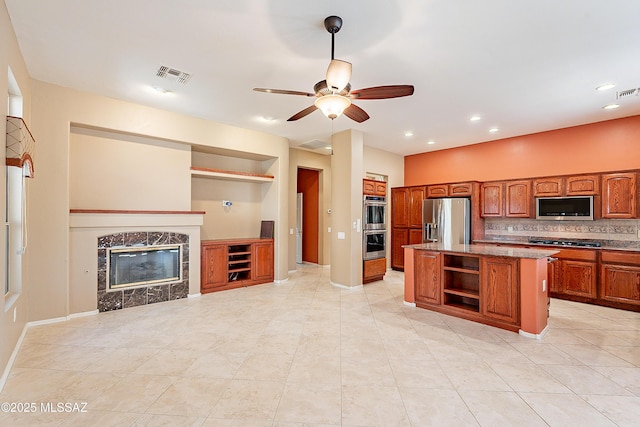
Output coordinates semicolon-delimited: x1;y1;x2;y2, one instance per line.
1;264;639;426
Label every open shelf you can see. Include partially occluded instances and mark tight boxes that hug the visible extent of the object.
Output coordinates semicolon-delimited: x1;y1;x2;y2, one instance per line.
443;254;481;312
190;166;274;183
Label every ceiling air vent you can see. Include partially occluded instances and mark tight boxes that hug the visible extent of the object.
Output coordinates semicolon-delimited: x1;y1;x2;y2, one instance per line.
616;87;639;99
156;66;191;84
299;140;328;150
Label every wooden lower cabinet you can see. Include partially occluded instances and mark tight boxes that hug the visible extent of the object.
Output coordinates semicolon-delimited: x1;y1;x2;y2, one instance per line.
413;250;521;331
363;257;386;284
391;227;423;271
600;250;640;308
481;257;519;325
415;251;441;305
561;260;597;298
201;238;274;293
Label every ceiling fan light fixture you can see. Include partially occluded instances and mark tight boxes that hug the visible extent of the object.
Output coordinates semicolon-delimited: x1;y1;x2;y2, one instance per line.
314;94;351;119
326;59;352;92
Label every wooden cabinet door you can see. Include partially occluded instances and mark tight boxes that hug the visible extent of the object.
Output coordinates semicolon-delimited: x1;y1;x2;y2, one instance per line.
363;179;376;195
602;173;636;218
600;264;640;306
561;260;597;298
391;228;409;270
481;182;503;217
533;177;562;197
201;244;227;290
252;240;274;282
391;188;410;228
548;258;563;293
427;185;448;198
505;180;532;217
566;175;599;196
481;257;519;325
409;186;426;228
449;182;473;197
409;228;423;245
415;251;441;305
375;181;387;196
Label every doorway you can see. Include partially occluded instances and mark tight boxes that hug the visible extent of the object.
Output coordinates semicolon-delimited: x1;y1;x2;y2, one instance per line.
296;168;319;264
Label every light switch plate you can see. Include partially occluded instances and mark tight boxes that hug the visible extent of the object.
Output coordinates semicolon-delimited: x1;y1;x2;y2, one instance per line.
337;232;345;240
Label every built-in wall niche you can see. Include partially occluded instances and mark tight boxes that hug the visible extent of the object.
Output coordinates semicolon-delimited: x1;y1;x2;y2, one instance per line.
190;148;278;240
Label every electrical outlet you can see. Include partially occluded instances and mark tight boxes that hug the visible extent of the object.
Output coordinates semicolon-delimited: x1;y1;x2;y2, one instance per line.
638;229;640;239
542;279;546;292
507;226;514;233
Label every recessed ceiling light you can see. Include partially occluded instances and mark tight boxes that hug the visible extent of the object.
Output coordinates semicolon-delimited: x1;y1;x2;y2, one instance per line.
489;127;499;133
152;86;172;94
427;140;436;145
596;83;615;91
325;146;332;150
469;116;481;122
602;104;620;110
404;131;414;137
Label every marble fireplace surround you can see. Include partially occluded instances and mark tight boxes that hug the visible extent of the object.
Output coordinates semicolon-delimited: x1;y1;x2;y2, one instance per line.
69;210;204;315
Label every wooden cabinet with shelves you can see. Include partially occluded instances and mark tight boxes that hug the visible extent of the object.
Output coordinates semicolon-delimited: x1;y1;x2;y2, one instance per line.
363;179;387;196
602;172;636;218
201;238;274;293
443;254;480;312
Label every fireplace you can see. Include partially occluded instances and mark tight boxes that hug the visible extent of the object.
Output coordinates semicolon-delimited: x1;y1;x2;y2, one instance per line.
108;244;182;290
97;231;190;312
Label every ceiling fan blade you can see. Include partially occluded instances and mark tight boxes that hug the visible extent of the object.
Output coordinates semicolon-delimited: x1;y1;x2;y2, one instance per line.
343;104;369;123
350;85;414;100
287;105;318;121
326;59;352;92
253;88;316;97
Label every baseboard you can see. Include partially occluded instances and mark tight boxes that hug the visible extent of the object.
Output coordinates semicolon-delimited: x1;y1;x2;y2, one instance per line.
519;325;550;340
67;310;98;319
188;293;202;298
330;281;363;290
26;316;68;327
0;324;28;393
403;301;417;307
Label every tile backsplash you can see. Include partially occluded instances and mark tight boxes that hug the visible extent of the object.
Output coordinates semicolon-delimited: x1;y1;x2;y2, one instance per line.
484;218;640;249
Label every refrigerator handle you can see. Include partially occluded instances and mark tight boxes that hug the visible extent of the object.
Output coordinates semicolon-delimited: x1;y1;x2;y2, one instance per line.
423;223;438;242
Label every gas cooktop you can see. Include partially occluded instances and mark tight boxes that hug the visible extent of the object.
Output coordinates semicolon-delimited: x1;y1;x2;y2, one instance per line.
528;239;601;248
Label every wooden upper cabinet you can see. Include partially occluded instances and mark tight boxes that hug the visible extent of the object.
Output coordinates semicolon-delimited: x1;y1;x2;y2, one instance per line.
505;180;532;217
533;177;563;197
602;172;637;218
391;187;410;228
426;182;473;198
364;179;386;196
566;175;599;196
409;186;426;228
449;182;473;197
481;182;503;217
427;185;448;198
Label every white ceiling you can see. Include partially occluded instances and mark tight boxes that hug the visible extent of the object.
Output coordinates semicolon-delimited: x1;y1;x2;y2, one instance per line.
5;0;640;156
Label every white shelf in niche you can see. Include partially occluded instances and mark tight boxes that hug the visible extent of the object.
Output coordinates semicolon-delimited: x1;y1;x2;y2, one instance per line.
190;166;274;183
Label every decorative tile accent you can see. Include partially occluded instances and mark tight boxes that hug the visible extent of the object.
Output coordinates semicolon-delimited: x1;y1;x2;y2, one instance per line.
148;285;169;304
123;287;148;308
96;231;190;312
97;291;123;312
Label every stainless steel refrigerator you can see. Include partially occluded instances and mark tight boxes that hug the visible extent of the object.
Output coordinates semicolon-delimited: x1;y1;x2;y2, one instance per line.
422;198;470;245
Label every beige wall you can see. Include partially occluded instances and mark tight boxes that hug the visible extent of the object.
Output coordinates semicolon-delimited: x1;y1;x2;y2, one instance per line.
70;126;192;210
330;130;364;287
26;80;290;326
363;146;404;268
288;148;332;270
0;2;33;387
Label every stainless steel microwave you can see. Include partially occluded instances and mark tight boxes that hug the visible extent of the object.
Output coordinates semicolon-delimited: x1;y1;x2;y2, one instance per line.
536;196;594;220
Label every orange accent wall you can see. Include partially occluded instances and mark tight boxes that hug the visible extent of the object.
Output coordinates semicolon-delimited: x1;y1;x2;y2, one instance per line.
405;116;640;186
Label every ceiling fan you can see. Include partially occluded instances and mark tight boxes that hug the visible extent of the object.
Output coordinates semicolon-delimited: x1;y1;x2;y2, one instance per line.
254;16;414;122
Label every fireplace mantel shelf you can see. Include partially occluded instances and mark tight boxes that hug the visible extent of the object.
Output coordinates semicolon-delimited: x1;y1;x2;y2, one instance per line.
190;166;274;183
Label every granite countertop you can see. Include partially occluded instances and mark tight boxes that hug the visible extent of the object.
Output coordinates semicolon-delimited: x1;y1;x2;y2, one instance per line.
473;239;640;253
404;243;558;259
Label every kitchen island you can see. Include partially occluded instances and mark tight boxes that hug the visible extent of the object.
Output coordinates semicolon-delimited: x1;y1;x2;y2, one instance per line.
404;243;558;338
